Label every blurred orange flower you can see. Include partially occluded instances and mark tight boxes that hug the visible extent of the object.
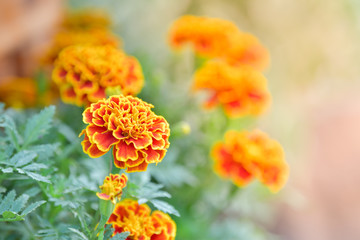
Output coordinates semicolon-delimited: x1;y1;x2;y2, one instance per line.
52;45;144;107
0;77;58;109
96;173;128;204
212;129;289;192
107;199;176;240
193;60;270;118
79;95;170;173
224;32;270;71
168;15;238;58
42;29;120;65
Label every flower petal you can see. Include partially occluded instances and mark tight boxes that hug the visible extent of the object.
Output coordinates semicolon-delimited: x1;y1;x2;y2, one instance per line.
93;131;119;151
115;141;138;161
126;161;148;173
127;134;152;149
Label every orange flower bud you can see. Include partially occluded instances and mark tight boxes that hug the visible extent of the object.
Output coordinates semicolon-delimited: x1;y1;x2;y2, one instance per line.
96;173;128;204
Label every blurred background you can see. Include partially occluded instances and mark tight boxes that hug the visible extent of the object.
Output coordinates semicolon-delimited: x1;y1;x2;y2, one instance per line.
1;0;360;239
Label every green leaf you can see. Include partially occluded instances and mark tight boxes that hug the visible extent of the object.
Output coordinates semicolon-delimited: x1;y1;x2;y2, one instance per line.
1;167;13;173
21;200;46;216
28;143;59;161
150;199;180;217
0;190;16;214
10;194;29;213
68;228;88;240
111;232;130;240
0;115;22;149
23;105;55;147
22;163;47;171
0;211;24;221
103;225;115;240
25;171;51;183
9;150;37;167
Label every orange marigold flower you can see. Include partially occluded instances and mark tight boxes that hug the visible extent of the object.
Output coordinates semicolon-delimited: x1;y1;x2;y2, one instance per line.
107;199;176;240
224;32;270;71
168;15;238;58
79;95;170;173
96;173;128;204
0;77;58;109
193;60;271;118
42;29;120;65
52;45;144;107
212;129;289;192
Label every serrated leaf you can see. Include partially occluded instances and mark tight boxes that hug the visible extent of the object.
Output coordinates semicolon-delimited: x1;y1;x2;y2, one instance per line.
103;225;115;240
25;171;51;183
150;199;180;217
0;190;16;214
1;211;24;221
21;200;46;216
68;228;88;240
10;194;29;213
23;105;55;146
22;163;47;171
0;115;22;149
29;144;59;161
111;232;130;240
10;150;37;167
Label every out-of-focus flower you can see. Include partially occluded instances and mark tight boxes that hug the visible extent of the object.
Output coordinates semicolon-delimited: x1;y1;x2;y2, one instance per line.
96;173;128;204
62;9;111;30
79;95;170;172
168;15;238;58
107;199;176;240
0;77;58;109
224;32;270;71
212;129;289;192
42;29;120;65
193;60;270;118
52;45;144;107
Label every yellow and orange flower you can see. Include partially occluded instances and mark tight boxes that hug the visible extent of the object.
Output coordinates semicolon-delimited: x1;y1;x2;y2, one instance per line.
52;45;144;107
42;29;120;65
224;32;270;71
168;15;238;58
79;95;170;173
212;129;289;192
107;199;176;240
96;173;128;204
0;77;58;109
193;60;271;118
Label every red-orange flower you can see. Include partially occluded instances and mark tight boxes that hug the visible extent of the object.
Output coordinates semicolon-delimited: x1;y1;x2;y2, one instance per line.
79;95;170;173
96;173;128;204
52;45;144;107
224;32;270;71
107;199;176;240
193;60;271;118
42;29;120;65
212;129;289;192
168;15;238;58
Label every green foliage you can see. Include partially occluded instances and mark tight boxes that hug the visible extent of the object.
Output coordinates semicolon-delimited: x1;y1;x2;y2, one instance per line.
0;190;45;222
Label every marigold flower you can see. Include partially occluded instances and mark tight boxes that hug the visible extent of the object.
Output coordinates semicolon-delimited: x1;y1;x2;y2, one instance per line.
224;32;270;71
0;77;58;109
193;60;270;118
168;15;238;58
96;173;128;204
79;95;170;172
212;129;289;192
107;199;176;240
52;45;144;107
42;29;120;65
